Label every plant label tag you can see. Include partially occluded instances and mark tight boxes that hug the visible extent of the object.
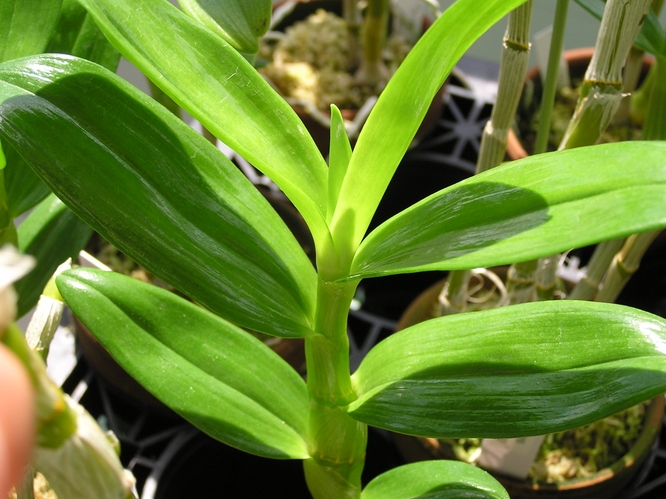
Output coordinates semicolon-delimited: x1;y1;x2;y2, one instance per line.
477;435;546;479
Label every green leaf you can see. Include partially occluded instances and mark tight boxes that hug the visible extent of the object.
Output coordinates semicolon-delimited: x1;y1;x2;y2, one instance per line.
329;0;530;270
361;461;509;499
15;194;92;317
327;105;352;223
0;0;63;62
57;268;310;459
2;138;50;216
45;0;121;72
0;55;317;338
351;142;666;279
178;0;272;54
348;300;666;438
78;0;330;247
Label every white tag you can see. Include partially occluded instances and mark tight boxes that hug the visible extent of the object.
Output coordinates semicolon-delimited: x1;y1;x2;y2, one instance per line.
477;436;546;479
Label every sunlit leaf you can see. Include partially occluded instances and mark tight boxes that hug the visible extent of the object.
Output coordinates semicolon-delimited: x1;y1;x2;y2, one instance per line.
46;0;121;71
349;300;666;438
178;0;272;54
351;142;666;279
58;268;310;459
361;461;509;499
329;0;530;269
79;0;330;247
0;0;62;62
0;55;316;338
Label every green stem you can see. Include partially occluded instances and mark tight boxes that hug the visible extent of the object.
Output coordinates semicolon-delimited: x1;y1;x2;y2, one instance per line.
147;79;181;118
304;278;366;499
641;55;666;141
442;2;533;310
535;255;559;301
344;0;362;71
507;259;538;304
567;238;625;300
477;0;533;173
559;0;652;149
595;230;661;303
16;466;35;499
437;269;470;315
533;0;568;155
355;0;389;90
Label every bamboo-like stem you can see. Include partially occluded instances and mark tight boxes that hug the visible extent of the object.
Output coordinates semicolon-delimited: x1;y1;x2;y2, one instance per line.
304;278;366;499
595;231;661;303
440;2;533;312
535;255;559;301
533;0;569;155
588;51;666;304
567;238;625;300
559;0;652;150
507;259;538;304
355;0;390;91
529;0;569;297
641;54;666;141
477;0;534;174
148;80;180;118
16;467;35;499
344;0;362;71
615;46;645;123
437;269;471;315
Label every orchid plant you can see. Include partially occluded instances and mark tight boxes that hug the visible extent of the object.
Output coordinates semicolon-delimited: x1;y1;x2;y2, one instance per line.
2;0;666;498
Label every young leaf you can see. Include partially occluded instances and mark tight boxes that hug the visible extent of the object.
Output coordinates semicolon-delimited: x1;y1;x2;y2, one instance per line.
0;55;316;338
78;0;330;247
351;142;666;279
327;105;352;223
348;301;666;438
329;0;530;270
178;0;272;54
15;194;92;318
57;268;310;460
361;461;509;499
45;0;121;72
2;139;50;217
0;0;63;62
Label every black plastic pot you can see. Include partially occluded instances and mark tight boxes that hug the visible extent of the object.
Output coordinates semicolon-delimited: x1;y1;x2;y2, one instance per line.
144;427;405;499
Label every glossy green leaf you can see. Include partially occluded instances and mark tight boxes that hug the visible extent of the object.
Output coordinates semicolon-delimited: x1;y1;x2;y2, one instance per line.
574;0;664;55
15;194;92;317
57;268;310;459
361;461;509;499
329;0;530;269
351;142;666;279
349;300;666;438
2;138;50;216
79;0;330;247
327;105;352;223
45;0;121;72
0;0;63;62
178;0;272;54
0;55;317;338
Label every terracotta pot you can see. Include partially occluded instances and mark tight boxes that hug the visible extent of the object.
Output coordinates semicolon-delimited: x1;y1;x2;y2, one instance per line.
268;0;445;156
394;278;664;499
506;47;653;160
